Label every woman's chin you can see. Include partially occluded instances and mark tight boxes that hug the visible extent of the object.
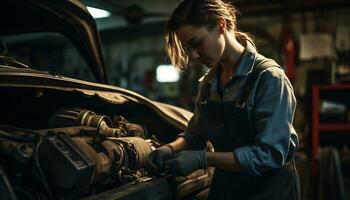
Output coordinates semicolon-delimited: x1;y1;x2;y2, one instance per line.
205;61;217;69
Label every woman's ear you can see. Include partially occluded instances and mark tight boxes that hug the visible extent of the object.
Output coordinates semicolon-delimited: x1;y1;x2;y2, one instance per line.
217;18;226;34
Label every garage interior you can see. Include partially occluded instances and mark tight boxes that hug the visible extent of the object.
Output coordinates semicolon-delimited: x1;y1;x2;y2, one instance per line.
1;0;350;199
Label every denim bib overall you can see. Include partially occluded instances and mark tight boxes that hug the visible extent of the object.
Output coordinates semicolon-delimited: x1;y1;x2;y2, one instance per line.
197;62;300;200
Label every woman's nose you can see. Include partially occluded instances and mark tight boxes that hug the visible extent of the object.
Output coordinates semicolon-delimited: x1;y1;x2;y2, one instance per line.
190;49;200;60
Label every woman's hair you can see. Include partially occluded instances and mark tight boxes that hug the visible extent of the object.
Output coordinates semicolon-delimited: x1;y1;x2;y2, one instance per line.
165;0;254;71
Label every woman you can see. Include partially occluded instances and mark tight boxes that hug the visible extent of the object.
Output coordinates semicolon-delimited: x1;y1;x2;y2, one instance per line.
145;0;301;199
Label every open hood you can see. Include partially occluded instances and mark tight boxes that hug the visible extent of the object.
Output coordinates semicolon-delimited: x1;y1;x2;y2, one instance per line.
0;0;107;83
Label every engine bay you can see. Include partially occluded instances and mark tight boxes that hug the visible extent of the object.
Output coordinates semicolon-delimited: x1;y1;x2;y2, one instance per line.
0;87;191;199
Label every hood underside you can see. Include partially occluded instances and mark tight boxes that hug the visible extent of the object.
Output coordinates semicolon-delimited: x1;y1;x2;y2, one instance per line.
0;65;192;129
0;0;107;83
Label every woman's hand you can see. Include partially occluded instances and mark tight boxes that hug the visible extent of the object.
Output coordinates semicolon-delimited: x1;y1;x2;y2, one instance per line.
145;145;174;176
165;150;207;176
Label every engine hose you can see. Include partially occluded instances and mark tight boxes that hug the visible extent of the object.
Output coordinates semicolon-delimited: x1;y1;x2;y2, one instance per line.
0;130;36;143
0;125;40;136
101;140;125;174
33;136;54;200
0;165;17;200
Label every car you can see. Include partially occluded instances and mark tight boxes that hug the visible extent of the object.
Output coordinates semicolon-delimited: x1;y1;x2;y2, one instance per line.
0;0;213;199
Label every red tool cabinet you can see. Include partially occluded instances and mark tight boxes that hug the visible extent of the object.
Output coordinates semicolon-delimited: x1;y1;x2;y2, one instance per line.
311;84;350;174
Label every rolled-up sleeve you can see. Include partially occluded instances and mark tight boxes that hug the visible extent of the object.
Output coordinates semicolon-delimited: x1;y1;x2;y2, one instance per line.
234;68;297;176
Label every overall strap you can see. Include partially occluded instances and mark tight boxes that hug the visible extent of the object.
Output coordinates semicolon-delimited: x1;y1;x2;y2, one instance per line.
237;58;281;106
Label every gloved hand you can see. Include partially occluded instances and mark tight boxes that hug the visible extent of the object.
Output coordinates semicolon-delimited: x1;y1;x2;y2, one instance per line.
145;145;174;176
165;150;207;177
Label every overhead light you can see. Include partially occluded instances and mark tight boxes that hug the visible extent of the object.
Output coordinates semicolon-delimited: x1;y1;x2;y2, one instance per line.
87;6;111;19
156;65;180;83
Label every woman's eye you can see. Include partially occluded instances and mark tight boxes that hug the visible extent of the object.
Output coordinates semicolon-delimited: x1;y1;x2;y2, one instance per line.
184;38;203;53
192;39;202;47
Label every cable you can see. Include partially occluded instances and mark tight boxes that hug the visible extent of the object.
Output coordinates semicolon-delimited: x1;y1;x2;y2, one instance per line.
0;125;40;136
0;165;17;200
32;136;53;200
0;129;36;143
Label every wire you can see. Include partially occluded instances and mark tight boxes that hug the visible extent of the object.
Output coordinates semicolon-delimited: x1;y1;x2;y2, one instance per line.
0;129;36;143
0;125;40;136
32;136;54;200
0;165;17;200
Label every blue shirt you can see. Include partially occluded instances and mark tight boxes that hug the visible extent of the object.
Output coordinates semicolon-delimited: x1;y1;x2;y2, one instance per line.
180;42;299;176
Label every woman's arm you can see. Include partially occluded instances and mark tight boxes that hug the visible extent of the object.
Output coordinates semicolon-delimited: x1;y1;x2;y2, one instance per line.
234;67;298;176
168;137;191;152
164;150;245;176
207;152;244;171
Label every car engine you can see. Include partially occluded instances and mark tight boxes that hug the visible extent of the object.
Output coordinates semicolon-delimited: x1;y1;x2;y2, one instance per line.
0;108;166;199
0;86;213;200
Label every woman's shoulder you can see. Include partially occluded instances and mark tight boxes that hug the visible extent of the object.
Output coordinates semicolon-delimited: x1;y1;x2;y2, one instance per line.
254;54;286;79
252;54;294;92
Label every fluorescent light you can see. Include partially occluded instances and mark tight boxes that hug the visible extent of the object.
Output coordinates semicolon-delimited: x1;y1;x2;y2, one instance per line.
156;65;180;83
87;6;111;19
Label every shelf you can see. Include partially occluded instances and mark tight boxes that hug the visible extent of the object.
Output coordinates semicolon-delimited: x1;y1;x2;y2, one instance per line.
319;123;350;131
315;84;350;90
236;1;350;16
311;83;350;176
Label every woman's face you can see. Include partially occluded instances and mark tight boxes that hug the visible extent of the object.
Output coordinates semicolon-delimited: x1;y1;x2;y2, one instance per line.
176;24;225;68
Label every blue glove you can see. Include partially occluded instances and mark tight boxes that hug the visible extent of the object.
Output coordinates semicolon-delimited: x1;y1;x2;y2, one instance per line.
145;145;174;176
165;150;207;176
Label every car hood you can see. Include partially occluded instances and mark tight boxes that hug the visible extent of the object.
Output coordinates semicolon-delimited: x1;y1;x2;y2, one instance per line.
0;0;107;83
0;65;193;130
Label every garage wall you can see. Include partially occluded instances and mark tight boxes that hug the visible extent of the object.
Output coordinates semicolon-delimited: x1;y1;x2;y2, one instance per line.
100;8;350;101
94;10;350;171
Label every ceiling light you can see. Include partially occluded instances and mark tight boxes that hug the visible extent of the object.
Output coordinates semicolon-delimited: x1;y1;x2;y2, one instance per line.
87;6;111;19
